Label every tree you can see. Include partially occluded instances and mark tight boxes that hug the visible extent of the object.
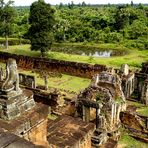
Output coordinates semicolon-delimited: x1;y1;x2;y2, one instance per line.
0;0;17;49
28;0;55;57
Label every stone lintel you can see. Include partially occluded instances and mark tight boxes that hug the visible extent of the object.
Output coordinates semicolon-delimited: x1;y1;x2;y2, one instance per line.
79;98;100;109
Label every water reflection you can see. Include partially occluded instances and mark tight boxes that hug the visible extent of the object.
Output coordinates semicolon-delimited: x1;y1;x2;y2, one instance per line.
81;51;112;58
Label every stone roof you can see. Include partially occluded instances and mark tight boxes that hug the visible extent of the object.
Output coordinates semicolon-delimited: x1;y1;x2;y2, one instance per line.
47;115;95;147
0;128;43;148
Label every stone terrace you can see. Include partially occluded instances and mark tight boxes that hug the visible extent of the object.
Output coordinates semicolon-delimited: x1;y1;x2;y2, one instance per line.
47;115;95;148
0;128;43;148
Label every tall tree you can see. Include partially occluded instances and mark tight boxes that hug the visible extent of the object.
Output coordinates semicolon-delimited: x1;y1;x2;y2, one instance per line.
28;0;55;57
0;0;17;49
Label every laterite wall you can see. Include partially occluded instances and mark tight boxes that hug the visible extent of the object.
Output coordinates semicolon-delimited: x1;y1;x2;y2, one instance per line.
0;51;107;78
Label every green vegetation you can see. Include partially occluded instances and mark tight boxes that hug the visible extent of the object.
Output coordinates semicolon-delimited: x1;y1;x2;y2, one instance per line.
1;44;147;69
18;69;91;92
136;107;148;117
1;3;148;54
48;114;58;120
127;100;148;117
118;133;148;148
0;0;17;49
28;0;55;57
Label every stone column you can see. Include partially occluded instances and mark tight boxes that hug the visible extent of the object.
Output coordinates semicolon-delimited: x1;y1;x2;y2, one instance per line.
141;81;148;105
96;108;100;129
116;104;121;123
111;103;114;127
95;75;99;86
0;68;3;81
113;103;117;125
82;105;90;122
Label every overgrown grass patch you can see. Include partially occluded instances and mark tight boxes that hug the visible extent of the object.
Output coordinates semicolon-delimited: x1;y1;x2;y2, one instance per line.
118;133;148;148
0;44;147;69
18;69;91;93
127;100;148;117
136;107;148;117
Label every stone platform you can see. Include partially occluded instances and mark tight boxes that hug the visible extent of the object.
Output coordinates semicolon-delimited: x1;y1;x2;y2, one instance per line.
0;102;49;137
0;82;36;120
47;115;95;148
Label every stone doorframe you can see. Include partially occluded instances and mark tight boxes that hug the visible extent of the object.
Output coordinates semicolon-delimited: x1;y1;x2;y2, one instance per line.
80;98;102;129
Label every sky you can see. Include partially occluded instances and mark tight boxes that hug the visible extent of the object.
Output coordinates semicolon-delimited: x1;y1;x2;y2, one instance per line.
4;0;148;6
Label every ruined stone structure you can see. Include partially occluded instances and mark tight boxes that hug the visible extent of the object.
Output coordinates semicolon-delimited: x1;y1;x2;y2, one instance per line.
0;59;49;147
47;115;95;148
0;51;107;78
76;71;126;146
0;127;42;148
0;59;35;120
134;62;148;105
120;64;135;99
19;73;36;88
0;54;147;147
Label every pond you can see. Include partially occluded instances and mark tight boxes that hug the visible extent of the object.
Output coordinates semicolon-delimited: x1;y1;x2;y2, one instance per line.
51;45;128;58
81;51;112;58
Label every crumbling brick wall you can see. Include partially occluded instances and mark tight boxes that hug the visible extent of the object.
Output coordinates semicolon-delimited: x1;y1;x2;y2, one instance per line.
0;51;107;78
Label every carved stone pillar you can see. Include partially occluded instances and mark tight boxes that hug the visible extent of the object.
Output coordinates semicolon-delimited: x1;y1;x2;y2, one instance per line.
96;108;99;129
95;75;99;86
82;105;90;122
114;103;117;125
111;103;114;127
116;104;121;123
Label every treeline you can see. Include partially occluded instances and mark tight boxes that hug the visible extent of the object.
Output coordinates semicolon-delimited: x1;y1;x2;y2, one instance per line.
54;4;148;49
0;2;148;49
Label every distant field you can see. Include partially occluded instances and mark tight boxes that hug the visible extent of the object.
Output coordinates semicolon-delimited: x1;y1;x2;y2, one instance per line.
0;44;147;69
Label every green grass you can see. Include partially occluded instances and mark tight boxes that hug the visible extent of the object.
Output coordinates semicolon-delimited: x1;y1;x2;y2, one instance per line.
0;44;148;69
118;133;148;148
136;107;148;117
48;114;58;120
127;100;145;108
0;61;90;92
127;100;148;117
18;69;91;93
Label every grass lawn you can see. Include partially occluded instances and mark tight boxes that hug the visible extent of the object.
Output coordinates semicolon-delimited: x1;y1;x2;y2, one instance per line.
0;44;148;69
127;100;148;117
0;62;91;92
117;133;148;148
136;107;148;117
18;69;91;93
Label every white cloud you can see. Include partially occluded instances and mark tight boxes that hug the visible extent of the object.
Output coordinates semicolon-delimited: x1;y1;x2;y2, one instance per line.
5;0;148;6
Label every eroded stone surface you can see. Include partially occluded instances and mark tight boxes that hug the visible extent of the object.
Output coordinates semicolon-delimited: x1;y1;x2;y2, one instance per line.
76;71;126;146
0;59;36;120
47;115;95;148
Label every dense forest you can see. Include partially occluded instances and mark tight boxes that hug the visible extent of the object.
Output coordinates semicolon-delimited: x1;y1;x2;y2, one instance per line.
1;2;148;49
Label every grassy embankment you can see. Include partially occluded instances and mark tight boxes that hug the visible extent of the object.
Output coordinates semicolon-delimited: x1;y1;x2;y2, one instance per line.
0;43;147;69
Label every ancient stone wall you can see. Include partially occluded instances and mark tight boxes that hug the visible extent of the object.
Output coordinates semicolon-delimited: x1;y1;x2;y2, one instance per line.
19;73;36;88
0;51;107;78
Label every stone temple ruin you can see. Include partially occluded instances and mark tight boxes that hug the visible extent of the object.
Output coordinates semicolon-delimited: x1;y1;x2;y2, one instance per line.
76;71;126;146
0;57;147;147
0;59;35;120
0;59;49;147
